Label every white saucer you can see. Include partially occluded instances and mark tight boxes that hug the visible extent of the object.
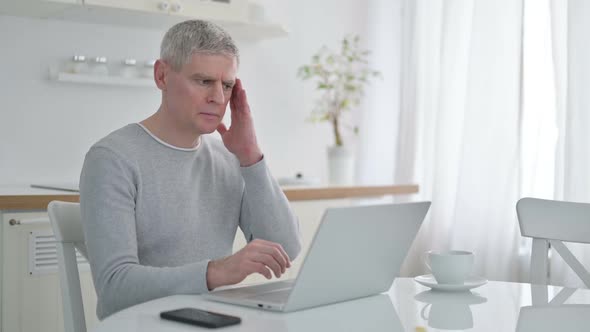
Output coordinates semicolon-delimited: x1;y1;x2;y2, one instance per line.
414;274;488;292
414;290;487;305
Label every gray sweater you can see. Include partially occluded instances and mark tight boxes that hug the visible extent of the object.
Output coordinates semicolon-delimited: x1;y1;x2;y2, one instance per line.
79;124;301;319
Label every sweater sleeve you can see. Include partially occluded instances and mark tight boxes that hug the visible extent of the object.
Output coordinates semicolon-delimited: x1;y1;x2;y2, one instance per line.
238;157;302;260
80;146;210;320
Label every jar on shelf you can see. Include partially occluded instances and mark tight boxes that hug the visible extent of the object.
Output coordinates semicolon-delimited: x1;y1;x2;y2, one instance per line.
141;60;156;78
120;58;138;78
67;55;89;74
89;56;109;76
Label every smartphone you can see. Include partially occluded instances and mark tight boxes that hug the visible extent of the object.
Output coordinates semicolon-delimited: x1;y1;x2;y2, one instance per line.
160;307;241;328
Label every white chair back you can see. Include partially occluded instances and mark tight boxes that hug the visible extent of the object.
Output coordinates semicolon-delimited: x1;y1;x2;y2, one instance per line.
48;201;87;332
516;197;590;288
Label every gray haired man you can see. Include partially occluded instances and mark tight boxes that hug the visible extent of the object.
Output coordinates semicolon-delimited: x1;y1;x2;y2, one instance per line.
80;20;302;319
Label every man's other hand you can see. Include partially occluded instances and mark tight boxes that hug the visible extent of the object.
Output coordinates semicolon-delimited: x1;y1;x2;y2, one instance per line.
216;78;263;167
206;239;292;290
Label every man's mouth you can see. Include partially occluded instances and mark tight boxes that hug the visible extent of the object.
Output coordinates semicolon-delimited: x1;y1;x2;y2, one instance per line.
199;112;220;118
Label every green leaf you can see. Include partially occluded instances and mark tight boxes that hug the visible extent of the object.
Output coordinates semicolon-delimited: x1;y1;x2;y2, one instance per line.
340;99;350;109
344;84;356;92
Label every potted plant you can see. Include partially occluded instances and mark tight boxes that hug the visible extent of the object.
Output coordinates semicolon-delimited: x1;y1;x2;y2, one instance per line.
297;35;381;185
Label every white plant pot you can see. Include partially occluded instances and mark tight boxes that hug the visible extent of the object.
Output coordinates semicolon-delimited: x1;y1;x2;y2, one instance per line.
327;145;355;185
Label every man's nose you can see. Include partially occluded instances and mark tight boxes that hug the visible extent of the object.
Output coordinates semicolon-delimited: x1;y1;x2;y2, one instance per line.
207;82;225;104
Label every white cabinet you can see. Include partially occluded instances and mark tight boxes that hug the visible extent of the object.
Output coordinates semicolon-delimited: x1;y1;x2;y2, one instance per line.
0;0;81;18
84;0;248;23
1;211;98;332
0;0;286;40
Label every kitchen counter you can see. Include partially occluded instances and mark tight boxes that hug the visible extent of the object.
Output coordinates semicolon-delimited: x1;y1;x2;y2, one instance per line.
0;184;419;211
0;186;79;211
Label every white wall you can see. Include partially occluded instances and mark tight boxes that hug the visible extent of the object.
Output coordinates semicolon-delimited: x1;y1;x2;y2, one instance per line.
0;0;369;186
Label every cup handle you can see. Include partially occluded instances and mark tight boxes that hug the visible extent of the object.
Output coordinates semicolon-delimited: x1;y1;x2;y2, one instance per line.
423;252;431;272
420;303;431;321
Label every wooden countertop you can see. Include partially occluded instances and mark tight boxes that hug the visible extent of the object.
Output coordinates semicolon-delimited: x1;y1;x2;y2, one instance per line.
282;184;418;201
0;184;418;210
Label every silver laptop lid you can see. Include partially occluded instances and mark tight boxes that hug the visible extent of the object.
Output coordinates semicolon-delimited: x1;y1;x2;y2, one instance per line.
284;201;430;312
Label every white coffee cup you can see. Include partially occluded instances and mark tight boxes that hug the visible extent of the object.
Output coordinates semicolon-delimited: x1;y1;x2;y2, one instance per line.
425;250;474;285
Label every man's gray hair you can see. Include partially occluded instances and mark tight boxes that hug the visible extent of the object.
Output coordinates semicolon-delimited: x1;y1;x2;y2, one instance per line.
160;20;239;71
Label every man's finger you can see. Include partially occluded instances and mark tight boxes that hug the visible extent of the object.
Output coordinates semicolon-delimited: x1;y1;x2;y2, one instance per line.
238;89;251;114
248;240;287;272
231;79;250;115
256;239;291;268
230;78;242;109
259;246;287;273
233;79;244;109
251;262;272;279
252;254;282;278
229;90;240;123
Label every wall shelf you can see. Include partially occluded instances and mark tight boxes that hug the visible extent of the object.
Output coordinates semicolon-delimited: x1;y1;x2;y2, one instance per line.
221;21;288;40
54;72;155;88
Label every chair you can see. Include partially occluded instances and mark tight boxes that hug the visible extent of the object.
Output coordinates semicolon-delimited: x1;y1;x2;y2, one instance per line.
48;201;88;332
516;197;590;289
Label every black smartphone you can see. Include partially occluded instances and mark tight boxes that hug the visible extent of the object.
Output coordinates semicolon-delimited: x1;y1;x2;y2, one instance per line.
160;307;241;328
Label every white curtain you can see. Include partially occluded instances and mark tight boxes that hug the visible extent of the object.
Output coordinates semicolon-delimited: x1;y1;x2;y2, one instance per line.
549;0;590;288
361;0;590;287
361;0;525;281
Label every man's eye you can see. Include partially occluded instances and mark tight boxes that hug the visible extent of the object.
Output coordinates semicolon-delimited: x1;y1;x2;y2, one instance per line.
196;79;210;85
223;84;233;90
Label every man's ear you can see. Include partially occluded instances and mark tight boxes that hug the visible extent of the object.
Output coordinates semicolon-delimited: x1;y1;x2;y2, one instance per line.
154;59;168;91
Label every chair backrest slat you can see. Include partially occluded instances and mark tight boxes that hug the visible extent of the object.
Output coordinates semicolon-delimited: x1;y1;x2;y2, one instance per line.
48;201;87;332
517;197;590;243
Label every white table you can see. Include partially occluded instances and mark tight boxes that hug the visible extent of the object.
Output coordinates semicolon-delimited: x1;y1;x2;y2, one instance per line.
92;278;590;331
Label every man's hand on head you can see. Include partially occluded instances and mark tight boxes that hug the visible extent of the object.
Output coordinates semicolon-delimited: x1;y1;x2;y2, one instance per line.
216;78;263;167
206;239;292;290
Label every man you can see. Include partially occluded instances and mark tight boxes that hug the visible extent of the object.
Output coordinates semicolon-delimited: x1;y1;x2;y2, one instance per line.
80;20;302;319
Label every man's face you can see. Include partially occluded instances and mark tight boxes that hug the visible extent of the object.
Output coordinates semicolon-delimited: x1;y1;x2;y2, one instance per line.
161;53;237;135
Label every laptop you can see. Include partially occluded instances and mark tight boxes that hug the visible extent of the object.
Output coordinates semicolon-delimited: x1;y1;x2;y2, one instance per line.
204;201;430;312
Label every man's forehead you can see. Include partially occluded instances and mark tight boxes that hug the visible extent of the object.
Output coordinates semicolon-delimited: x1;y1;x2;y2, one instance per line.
183;53;237;79
187;53;237;67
